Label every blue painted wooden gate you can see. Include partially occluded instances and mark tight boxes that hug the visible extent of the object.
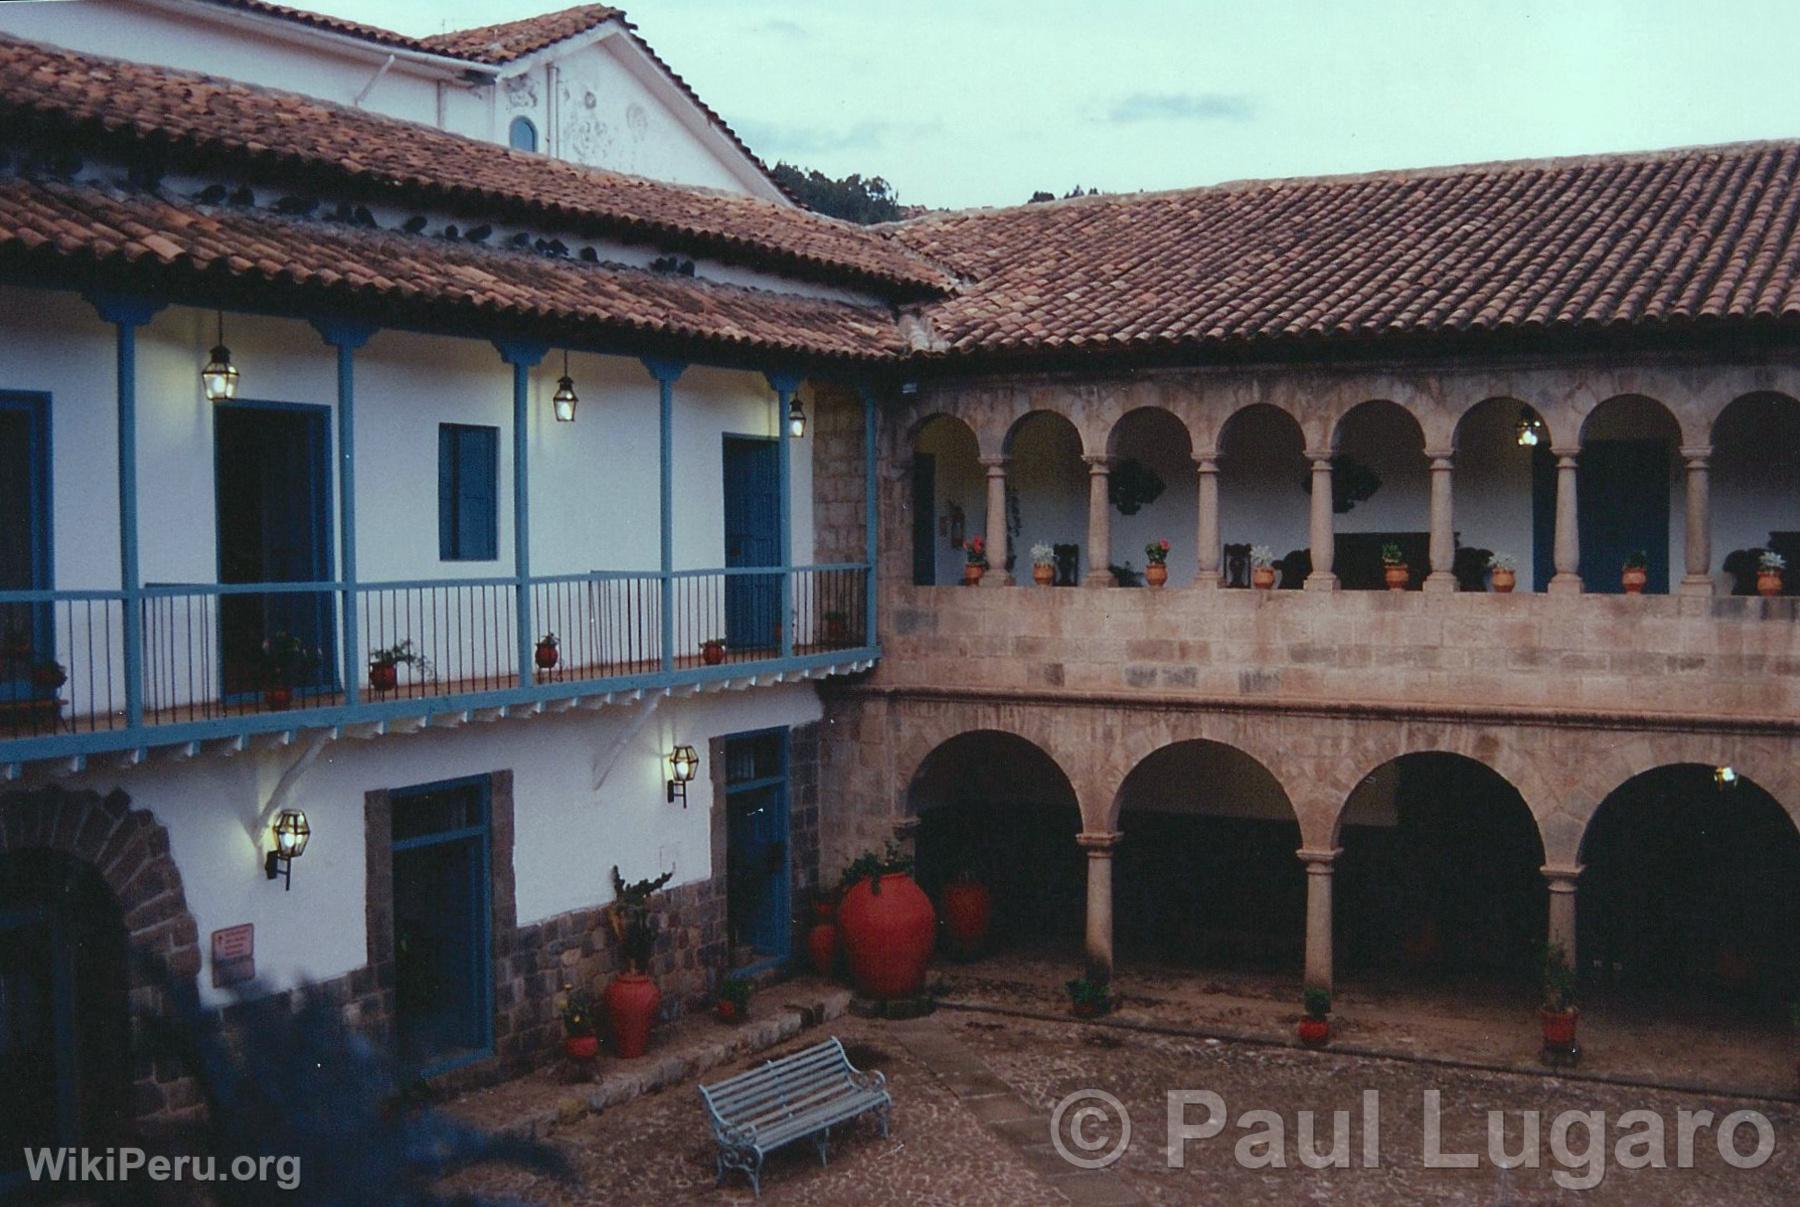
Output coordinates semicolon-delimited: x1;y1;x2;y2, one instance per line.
722;435;780;651
725;730;790;970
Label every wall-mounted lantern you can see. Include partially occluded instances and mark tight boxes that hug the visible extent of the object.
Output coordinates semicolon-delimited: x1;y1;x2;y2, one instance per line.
1514;406;1545;448
553;349;579;423
667;743;699;805
201;310;241;402
1715;764;1738;789
787;393;806;439
264;808;311;890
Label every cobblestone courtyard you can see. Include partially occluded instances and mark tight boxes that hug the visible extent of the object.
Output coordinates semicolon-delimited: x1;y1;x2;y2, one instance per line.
447;1008;1798;1205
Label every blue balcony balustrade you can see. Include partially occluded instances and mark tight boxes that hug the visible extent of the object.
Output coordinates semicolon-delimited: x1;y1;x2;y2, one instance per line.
0;564;874;764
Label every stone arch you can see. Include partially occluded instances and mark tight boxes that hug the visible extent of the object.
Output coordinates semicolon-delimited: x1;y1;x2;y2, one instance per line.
1709;392;1800;592
1216;398;1308;454
1577;392;1683;447
0;785;203;1124
905;409;980;452
1090;711;1314;837
1323;725;1556;852
1452;395;1559;454
1105;405;1194;459
1326;396;1431;453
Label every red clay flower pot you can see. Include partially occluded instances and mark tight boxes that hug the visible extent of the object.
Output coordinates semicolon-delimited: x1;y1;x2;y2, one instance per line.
369;662;398;692
604;972;661;1058
1033;564;1055;585
1490;569;1516;593
838;872;936;999
1540;1006;1579;1048
1145;563;1168;588
1622;568;1647;594
264;686;294;711
1252;567;1276;590
1298;1017;1331;1047
702;640;726;666
715;1000;741;1024
563;1034;598;1061
535;641;560;670
963;563;984;586
941;880;993;957
806;920;839;977
1384;564;1410;591
1758;570;1783;597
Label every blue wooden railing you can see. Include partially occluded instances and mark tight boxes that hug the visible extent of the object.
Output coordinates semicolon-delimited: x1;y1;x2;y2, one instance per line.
0;563;874;764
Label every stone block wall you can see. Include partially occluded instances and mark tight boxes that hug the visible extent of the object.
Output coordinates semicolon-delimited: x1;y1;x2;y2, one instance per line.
809;381;869;567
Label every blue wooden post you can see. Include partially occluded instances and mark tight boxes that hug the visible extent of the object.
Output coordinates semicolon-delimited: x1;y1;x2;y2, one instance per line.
642;359;687;674
88;294;164;731
766;372;803;662
312;320;376;706
858;383;879;650
494;341;548;689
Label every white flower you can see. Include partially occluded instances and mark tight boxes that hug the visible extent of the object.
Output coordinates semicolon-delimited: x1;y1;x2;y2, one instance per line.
1030;543;1057;565
1761;550;1787;571
1248;544;1276;569
1488;552;1517;571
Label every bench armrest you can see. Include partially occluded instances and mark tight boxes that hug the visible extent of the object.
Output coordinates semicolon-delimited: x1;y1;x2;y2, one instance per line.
848;1068;887;1094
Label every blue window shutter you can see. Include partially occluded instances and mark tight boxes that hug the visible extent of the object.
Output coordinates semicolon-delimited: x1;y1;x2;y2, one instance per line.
460;427;498;560
438;425;456;559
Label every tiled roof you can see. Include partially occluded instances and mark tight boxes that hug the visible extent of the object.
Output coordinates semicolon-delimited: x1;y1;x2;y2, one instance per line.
419;4;623;64
0;175;903;362
191;0;454;58
0;35;946;295
892;143;1800;360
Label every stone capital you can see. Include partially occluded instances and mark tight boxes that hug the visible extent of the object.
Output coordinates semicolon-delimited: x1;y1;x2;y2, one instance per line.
1076;831;1122;854
978;454;1009;472
1194;454;1221;474
1082;453;1113;472
1303;448;1335;466
1423;447;1456;464
1540;862;1583;889
1549;445;1581;463
1679;444;1713;466
1297;846;1342;870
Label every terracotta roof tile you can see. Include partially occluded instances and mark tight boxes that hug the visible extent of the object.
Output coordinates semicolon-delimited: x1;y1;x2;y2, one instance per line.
0;176;902;362
0;34;945;295
892;144;1800;359
190;0;453;58
419;4;623;64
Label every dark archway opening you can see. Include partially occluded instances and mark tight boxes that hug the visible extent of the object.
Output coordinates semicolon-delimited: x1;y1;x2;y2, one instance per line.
0;849;131;1186
1337;754;1546;990
909;732;1085;954
1579;764;1800;1017
1114;742;1304;971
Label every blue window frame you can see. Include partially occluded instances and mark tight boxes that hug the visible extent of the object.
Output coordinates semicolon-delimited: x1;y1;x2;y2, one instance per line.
438;423;499;561
508;117;538;153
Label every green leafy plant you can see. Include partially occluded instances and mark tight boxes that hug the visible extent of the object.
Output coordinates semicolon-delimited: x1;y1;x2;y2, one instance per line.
1066;975;1112;1012
1542;942;1577;1012
718;977;753;1011
1380;542;1406;567
1108;458;1165;515
965;535;988;567
257;632;319;688
1144;538;1171;566
1488;552;1517;572
608;865;674;973
1248;544;1277;570
1030;542;1057;567
368;639;432;678
838;842;913;896
1623;550;1649;571
1761;551;1787;572
560;984;597;1037
1303;988;1331;1019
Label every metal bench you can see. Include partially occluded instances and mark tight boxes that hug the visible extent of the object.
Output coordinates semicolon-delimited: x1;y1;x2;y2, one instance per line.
697;1035;891;1197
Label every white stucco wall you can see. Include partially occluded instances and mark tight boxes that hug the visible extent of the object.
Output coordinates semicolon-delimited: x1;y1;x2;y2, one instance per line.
56;682;821;1005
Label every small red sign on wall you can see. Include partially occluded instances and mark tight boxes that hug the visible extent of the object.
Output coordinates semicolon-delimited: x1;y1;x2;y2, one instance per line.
211;924;255;988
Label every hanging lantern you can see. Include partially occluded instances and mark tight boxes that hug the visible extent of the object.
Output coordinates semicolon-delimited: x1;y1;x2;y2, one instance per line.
553;349;578;422
264;808;311;890
1715;765;1738;789
200;310;240;402
787;393;806;439
667;743;699;805
1514;406;1545;448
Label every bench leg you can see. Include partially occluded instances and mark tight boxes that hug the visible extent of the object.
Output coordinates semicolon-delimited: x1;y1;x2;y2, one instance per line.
813;1126;831;1167
876;1103;892;1139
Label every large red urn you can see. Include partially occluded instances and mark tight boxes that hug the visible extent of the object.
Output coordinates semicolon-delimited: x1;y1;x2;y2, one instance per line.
604;972;662;1058
940;880;992;957
838;872;936;999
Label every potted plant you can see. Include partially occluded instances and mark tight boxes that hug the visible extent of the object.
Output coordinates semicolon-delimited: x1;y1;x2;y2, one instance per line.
837;843;936;1000
940;869;992;960
1030;542;1057;586
1144;538;1171;587
823;610;850;644
1249;545;1278;590
560;983;599;1061
1066;975;1111;1019
1621;550;1649;594
1488;552;1517;594
1758;551;1786;598
1539;942;1579;1065
604;865;673;1058
701;637;727;666
715;976;752;1024
1381;542;1410;591
257;632;317;711
29;658;66;697
1298;988;1331;1047
534;632;560;670
367;639;430;693
963;536;988;586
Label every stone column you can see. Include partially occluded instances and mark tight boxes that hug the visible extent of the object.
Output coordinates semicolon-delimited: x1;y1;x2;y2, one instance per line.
1680;445;1714;596
979;454;1013;586
1298;847;1340;991
1078;832;1121;982
1194;455;1221;588
1305;451;1338;590
1423;449;1456;593
1083;455;1114;587
1549;446;1583;594
1542;864;1582;971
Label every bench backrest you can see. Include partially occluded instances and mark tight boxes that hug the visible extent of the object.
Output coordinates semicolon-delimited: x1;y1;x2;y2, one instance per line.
699;1037;862;1129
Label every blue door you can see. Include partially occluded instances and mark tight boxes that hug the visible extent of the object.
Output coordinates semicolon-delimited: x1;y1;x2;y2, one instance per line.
215;402;335;699
0;393;51;723
1579;440;1670;594
725;730;790;971
722;436;779;652
390;777;493;1074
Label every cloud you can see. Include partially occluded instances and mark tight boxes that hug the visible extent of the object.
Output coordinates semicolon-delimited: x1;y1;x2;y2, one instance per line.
736;119;943;156
753;18;809;41
1105;92;1256;123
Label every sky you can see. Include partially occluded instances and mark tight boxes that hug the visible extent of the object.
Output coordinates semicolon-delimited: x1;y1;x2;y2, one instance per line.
288;0;1800;210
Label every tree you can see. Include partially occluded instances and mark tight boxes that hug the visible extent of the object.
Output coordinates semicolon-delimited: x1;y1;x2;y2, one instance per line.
770;162;903;224
1028;185;1105;203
